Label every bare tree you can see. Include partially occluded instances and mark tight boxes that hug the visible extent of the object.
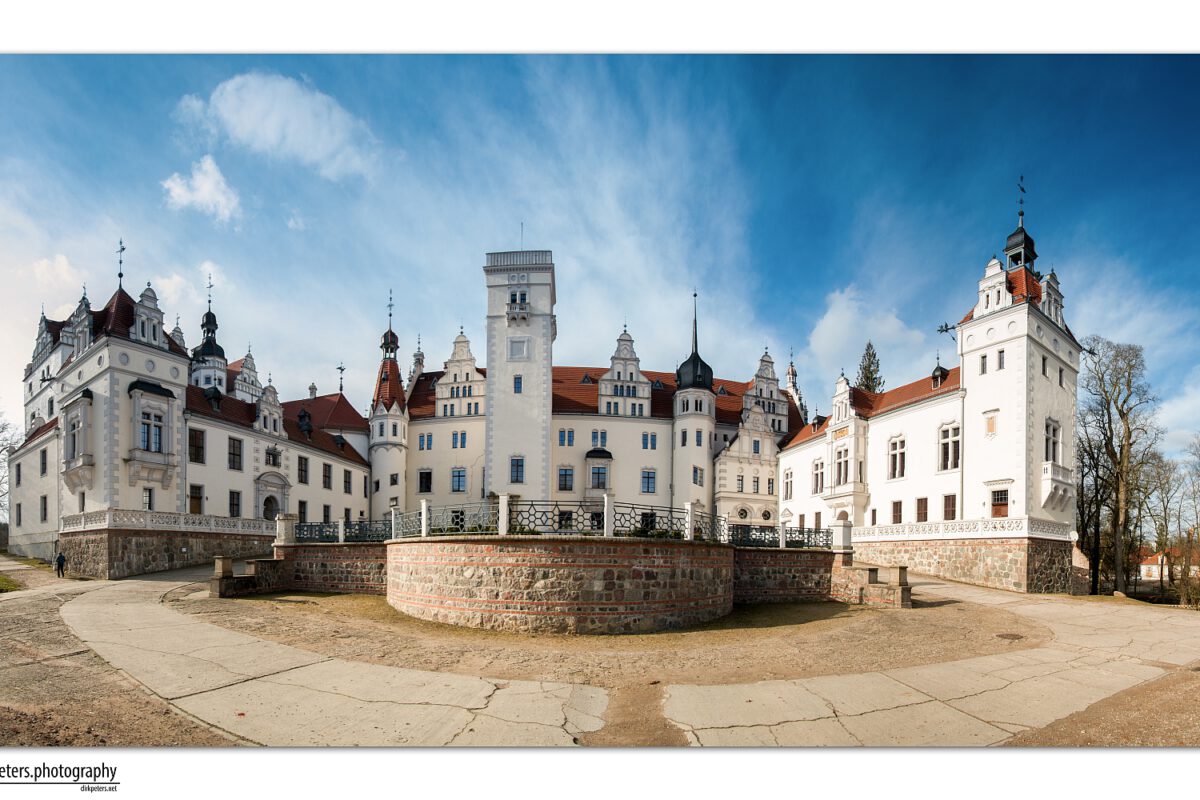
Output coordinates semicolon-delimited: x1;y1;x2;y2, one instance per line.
1138;451;1180;593
1079;336;1160;594
1076;393;1114;593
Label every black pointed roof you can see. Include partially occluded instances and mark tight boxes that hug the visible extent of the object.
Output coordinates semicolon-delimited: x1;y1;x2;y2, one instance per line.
675;294;713;392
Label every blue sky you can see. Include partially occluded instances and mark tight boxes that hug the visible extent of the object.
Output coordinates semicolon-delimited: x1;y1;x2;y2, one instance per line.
1;55;1197;452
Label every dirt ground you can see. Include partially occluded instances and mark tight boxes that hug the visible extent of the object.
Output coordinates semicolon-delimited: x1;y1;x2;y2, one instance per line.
1005;667;1200;747
167;585;1053;745
0;586;233;747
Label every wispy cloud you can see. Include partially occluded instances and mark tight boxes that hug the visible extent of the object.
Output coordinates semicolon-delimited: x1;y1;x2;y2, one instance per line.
161;155;241;223
177;72;379;181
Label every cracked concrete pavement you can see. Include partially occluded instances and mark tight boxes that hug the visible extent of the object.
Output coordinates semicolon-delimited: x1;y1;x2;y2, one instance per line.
58;569;606;746
663;577;1200;746
44;564;1200;746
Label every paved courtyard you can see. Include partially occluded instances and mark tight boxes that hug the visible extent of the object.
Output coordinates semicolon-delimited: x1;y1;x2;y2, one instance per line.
7;552;1200;746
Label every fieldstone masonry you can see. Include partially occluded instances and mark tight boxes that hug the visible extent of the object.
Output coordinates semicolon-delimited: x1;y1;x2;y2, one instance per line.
852;537;1073;594
61;529;275;580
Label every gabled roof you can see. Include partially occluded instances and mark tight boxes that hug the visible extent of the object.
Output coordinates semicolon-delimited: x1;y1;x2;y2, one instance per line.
780;415;830;449
280;392;368;432
18;417;59;449
406;365;793;428
91;288;190;358
960;266;1044;325
186;385;367;466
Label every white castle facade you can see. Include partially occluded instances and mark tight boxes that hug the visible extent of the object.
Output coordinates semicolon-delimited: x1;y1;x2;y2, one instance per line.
8;217;1077;581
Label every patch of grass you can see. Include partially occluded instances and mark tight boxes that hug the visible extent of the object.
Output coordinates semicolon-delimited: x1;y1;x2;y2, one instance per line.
0;574;23;593
14;557;52;570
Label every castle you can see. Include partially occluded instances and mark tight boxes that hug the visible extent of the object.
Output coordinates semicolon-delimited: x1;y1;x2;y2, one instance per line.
7;216;1079;594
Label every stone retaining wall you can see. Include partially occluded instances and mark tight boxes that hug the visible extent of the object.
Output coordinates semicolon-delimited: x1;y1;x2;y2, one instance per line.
283;543;387;595
61;529;275;580
852;537;1073;593
733;547;835;603
386;536;734;634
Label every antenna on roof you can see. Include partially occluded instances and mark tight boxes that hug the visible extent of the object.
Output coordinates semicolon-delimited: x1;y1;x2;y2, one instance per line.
337;361;346;393
116;239;126;289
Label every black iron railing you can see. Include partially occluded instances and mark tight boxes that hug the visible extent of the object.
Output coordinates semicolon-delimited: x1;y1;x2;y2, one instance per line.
295;521;339;543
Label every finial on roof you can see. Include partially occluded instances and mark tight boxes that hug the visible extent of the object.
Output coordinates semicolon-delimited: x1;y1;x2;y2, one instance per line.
387;289;394;330
268;372;272;385
788;347;794;364
116;239;125;289
247;341;251;355
936;350;941;367
175;313;180;328
41;302;45;317
1017;174;1026;228
82;282;87;299
146;280;151;289
206;272;214;311
691;290;699;354
337;361;346;393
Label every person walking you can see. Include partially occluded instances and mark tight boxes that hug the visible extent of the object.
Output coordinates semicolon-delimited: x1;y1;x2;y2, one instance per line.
55;551;66;578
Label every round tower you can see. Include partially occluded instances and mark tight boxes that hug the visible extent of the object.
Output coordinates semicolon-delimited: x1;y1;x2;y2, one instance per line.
369;293;409;519
672;294;716;511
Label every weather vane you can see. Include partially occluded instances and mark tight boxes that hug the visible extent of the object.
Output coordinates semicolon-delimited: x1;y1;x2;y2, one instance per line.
1017;175;1026;224
116;239;126;288
206;273;214;310
337;361;346;392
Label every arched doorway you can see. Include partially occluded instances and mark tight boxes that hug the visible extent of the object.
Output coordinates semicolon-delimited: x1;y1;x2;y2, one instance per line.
263;495;279;521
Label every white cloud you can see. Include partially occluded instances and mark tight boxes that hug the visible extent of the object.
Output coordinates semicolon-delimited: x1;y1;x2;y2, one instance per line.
161;155;241;222
31;254;83;292
1158;366;1200;458
179;72;378;181
286;210;306;231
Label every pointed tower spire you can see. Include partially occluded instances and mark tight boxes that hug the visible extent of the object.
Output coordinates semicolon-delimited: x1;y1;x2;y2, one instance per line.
691;291;699;354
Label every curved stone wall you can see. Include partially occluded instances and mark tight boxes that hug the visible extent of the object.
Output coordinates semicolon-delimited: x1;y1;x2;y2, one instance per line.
386;536;734;634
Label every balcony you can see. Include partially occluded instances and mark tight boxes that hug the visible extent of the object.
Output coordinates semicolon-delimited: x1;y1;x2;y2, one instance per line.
61;453;95;493
506;301;531;321
125;448;178;489
1040;461;1074;511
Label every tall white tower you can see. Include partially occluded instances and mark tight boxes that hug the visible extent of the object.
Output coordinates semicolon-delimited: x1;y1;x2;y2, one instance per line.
369;296;409;519
672;294;716;511
483;251;556;500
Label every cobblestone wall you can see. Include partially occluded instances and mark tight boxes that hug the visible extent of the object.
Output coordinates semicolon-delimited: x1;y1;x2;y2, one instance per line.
61;529;275;579
387;536;735;634
733;548;834;603
852;537;1072;593
281;543;387;595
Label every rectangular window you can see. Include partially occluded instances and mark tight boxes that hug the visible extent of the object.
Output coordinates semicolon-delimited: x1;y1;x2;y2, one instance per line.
418;470;432;493
600;431;607;448
737;474;744;492
345;507;351;523
835;446;849;485
510;457;525;484
1044;420;1061;464
695;429;702;447
591;465;607;489
322;504;331;524
460;431;466;448
558;467;574;492
1058;367;1064;387
641;469;656;494
891;501;902;525
797;513;805;530
418;434;425;451
229;490;241;518
322;463;332;490
753;439;760;455
888;438;906;479
1042;355;1048;377
142;487;154;511
692;466;704;487
650;432;656;450
40;494;48;522
451;468;467;493
998;349;1005;370
343;469;352;494
939;426;961;470
513;375;523;394
871;508;877;526
228;437;243;470
783;470;792;500
298;500;308;523
752;477;760;493
767;478;775;495
592;430;599;447
14;502;20;526
980;354;987;375
681;429;687;447
812;461;824;494
559;429;566;447
916;497;928;523
991;489;1009;518
188;429;205;463
40;448;47;476
642;432;649;450
943;494;957;521
814;511;821;530
14;463;19;487
298;456;309;484
567;429;574;447
265;448;281;467
390;473;399;486
188;484;204;515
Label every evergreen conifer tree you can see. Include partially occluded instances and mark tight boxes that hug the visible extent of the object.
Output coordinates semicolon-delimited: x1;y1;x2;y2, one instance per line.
855;340;884;393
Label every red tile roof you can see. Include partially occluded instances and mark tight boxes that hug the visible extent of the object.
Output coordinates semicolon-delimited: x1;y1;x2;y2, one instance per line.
187;386;367;466
781;368;961;452
280;392;368;432
91;288;190;358
372;358;406;411
408;366;796;429
226;359;244;388
18;416;59;449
